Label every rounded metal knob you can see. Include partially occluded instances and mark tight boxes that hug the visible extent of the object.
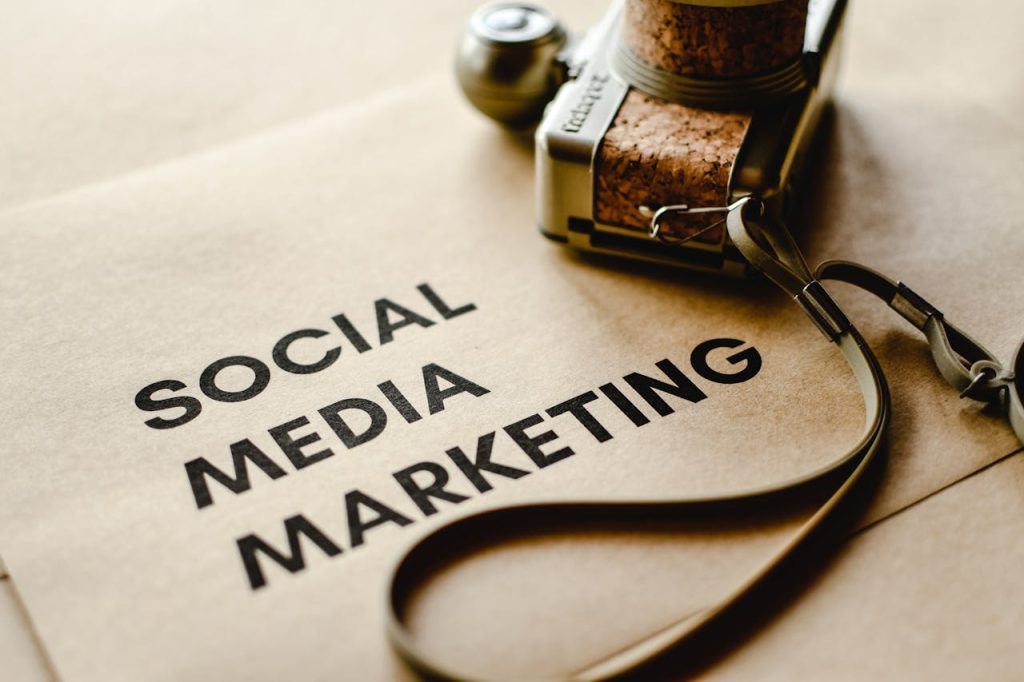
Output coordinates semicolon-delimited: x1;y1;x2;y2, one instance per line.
455;3;568;128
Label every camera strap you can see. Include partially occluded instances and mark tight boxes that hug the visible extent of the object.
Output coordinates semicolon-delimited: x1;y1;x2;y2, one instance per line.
689;197;1018;441
386;198;1020;681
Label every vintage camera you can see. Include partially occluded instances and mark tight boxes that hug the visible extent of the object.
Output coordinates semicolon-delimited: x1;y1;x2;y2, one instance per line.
456;0;845;274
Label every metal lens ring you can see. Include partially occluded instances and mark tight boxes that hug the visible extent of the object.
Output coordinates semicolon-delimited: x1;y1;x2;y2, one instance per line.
611;41;808;109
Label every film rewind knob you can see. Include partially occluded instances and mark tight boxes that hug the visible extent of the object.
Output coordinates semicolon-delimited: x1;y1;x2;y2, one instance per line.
455;2;568;127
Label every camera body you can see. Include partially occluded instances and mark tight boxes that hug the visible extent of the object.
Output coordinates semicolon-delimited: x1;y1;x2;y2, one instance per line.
458;0;846;274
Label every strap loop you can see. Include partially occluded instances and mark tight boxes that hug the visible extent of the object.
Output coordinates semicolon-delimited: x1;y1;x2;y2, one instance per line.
815;260;1009;405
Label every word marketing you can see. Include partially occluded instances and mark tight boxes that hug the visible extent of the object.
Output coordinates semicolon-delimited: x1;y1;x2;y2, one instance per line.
220;337;763;590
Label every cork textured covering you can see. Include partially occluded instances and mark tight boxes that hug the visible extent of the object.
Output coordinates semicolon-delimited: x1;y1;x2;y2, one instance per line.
623;0;808;78
594;90;751;242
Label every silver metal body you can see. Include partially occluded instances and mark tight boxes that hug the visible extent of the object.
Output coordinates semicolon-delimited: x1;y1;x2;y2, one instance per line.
536;0;847;274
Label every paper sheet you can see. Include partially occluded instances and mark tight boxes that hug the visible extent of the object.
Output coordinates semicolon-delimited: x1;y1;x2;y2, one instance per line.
1;0;1023;680
0;578;52;682
0;80;857;680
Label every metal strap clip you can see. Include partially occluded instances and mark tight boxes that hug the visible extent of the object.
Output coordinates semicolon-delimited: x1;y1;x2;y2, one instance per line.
796;280;851;342
960;359;1016;402
891;281;941;330
640;198;750;246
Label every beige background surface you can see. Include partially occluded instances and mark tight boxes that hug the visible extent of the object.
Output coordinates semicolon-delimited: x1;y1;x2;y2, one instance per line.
1;0;1022;680
0;1;605;211
699;453;1024;681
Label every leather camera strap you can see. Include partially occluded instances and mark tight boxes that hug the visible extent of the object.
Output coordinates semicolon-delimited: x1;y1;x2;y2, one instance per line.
385;198;892;681
814;260;1013;402
386;186;1024;680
